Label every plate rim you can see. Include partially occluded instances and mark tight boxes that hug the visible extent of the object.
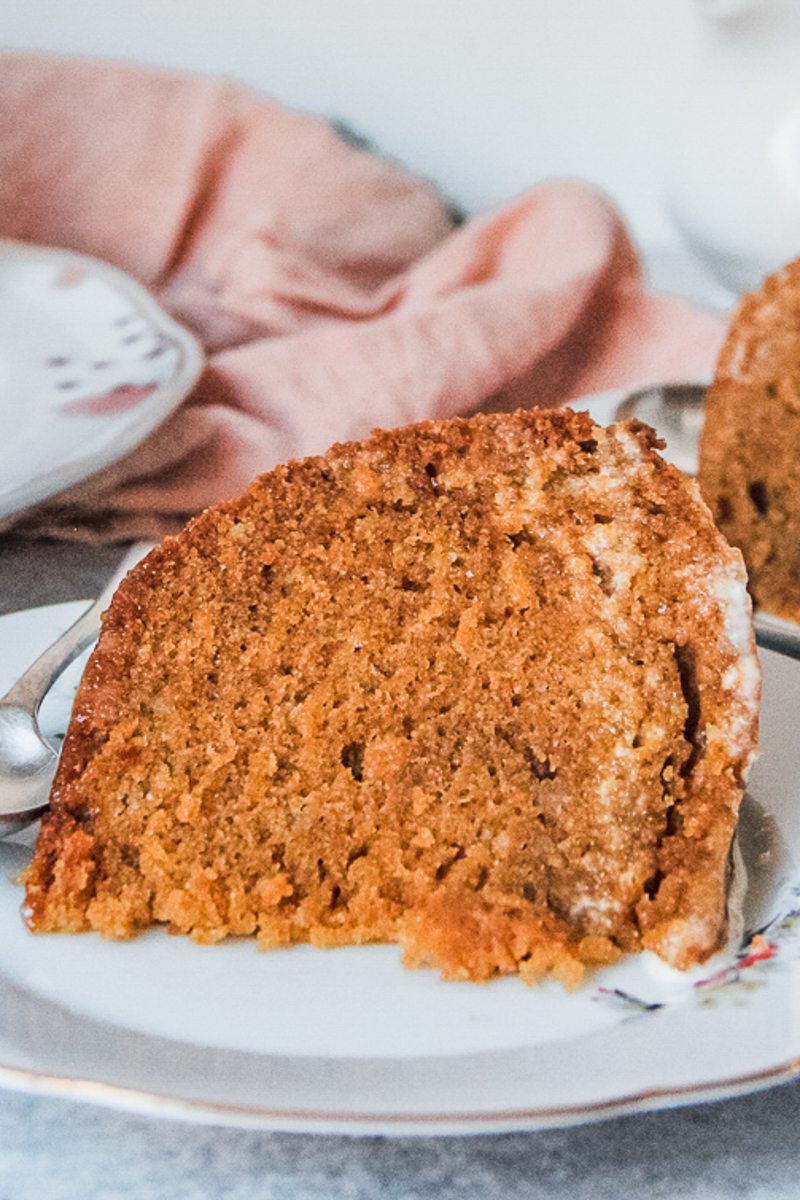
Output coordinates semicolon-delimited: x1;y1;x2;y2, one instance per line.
0;238;205;521
0;1052;798;1136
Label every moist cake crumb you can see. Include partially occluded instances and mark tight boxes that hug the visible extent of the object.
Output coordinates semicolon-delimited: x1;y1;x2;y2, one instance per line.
24;409;759;985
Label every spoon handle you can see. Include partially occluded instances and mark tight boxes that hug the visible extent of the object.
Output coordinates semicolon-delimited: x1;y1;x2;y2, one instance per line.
0;542;152;715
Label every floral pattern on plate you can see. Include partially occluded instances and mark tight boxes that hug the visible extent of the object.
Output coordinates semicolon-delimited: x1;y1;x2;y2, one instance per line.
594;882;800;1016
0;240;204;520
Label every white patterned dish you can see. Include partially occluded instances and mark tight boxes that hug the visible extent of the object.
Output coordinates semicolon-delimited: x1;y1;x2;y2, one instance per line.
0;240;204;520
0;603;798;1136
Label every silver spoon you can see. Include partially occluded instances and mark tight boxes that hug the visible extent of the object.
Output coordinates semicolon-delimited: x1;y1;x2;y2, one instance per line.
612;381;707;475
0;543;151;835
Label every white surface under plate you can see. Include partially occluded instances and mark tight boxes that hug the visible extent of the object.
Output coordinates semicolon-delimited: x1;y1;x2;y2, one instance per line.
0;241;204;521
0;603;798;1136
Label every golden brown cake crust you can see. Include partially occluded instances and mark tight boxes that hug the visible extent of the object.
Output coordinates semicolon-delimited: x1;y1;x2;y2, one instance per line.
25;409;759;985
699;258;800;620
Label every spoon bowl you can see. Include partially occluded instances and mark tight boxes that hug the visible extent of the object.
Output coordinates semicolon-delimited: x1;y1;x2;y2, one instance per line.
0;544;151;835
0;703;54;832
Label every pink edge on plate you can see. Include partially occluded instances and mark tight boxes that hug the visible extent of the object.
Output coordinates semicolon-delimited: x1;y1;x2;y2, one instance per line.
58;383;157;416
53;265;87;287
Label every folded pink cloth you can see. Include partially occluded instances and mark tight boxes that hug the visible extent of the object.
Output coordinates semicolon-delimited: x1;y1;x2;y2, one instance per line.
1;55;725;541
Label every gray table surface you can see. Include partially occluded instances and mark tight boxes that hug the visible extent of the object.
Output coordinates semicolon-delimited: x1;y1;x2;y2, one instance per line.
1;537;798;1200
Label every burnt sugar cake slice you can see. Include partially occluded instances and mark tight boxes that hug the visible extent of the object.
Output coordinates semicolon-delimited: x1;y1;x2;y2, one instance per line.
24;409;759;986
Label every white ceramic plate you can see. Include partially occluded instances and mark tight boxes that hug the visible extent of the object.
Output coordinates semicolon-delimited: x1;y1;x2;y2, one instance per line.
0;603;798;1135
0;240;204;521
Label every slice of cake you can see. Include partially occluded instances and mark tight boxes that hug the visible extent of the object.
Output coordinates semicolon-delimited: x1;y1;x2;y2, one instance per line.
24;410;759;986
699;258;800;621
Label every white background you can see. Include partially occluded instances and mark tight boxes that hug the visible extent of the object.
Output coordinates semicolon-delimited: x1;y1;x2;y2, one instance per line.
2;0;700;253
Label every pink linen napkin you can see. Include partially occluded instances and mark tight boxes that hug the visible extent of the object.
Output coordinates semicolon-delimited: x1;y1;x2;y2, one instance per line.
0;55;725;541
